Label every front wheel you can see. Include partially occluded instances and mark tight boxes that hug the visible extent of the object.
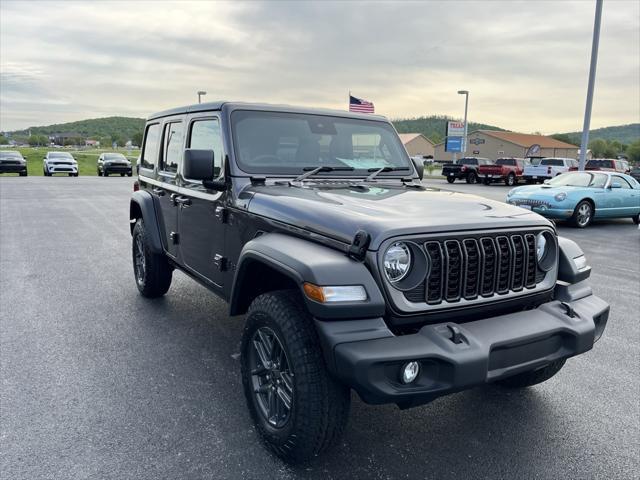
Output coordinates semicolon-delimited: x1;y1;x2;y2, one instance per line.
104;170;109;177
570;200;593;228
466;172;477;184
132;219;172;297
241;291;350;463
495;359;566;388
19;171;27;177
446;176;455;184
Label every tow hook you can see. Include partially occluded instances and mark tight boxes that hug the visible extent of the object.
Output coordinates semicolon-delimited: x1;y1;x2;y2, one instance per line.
560;301;577;318
447;324;464;344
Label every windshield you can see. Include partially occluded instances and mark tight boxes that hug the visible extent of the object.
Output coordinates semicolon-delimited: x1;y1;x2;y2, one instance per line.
105;153;126;160
231;111;411;175
0;151;21;159
541;158;564;166
49;152;73;159
547;172;608;188
496;158;516;166
587;159;614;168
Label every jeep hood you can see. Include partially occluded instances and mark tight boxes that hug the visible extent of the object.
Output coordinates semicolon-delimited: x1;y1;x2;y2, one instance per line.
243;182;552;250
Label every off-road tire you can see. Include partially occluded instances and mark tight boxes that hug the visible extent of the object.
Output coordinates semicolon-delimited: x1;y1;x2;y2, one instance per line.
495;359;566;388
132;219;172;298
570;200;593;228
446;177;455;184
505;173;516;186
241;291;350;463
466;171;477;184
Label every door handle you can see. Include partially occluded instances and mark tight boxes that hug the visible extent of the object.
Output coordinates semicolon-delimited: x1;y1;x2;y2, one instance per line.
175;196;192;207
152;187;165;196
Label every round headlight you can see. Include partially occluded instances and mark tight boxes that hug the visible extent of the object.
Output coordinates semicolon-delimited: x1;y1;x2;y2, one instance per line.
536;232;548;261
383;242;412;283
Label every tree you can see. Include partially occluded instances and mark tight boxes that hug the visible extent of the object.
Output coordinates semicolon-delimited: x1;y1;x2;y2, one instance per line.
430;132;443;144
132;131;143;147
28;134;49;146
551;133;577;145
0;136;8;145
626;140;640;163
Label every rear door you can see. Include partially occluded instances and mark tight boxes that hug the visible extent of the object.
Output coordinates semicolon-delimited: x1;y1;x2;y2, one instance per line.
178;115;227;289
156;119;185;258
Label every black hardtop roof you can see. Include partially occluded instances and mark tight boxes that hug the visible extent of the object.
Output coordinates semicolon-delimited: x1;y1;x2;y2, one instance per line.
147;101;389;122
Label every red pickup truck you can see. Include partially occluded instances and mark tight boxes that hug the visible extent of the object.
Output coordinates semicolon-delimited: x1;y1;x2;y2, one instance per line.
478;158;528;186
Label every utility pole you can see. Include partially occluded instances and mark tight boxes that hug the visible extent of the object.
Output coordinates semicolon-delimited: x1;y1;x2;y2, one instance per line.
458;90;469;155
579;0;603;171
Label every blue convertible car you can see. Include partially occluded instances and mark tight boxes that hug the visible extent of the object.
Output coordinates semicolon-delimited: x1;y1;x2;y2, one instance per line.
507;171;640;228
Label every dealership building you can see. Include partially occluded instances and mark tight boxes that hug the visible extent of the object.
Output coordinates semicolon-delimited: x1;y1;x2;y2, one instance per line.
433;130;579;162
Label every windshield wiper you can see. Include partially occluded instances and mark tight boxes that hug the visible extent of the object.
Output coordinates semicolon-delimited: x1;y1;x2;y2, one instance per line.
365;166;410;182
293;166;354;182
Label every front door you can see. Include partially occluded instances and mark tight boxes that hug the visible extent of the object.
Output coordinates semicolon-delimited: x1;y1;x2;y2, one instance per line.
178;116;227;289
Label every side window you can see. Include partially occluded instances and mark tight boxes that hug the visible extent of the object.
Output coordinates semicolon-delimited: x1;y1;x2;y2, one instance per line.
141;123;160;170
188;118;224;177
612;175;632;189
161;122;184;174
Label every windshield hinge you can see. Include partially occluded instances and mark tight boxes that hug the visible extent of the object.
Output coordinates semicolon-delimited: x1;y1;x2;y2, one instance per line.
348;230;370;262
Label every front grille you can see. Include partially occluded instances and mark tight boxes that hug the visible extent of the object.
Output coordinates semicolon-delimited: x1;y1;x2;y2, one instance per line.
1;160;22;165
509;199;551;208
52;161;73;165
405;231;542;305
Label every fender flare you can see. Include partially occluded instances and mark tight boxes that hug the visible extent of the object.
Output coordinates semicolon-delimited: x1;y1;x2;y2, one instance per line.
557;236;591;284
229;233;386;319
129;190;164;254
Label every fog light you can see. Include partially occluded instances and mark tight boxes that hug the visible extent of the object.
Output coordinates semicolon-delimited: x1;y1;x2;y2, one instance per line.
401;361;420;384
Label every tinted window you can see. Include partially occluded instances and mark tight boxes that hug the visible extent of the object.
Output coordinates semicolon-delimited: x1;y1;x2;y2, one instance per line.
496;158;516;166
188;118;223;177
541;158;563;166
49;152;73;159
587;159;614;168
105;153;126;160
162;122;184;174
458;158;478;165
141;124;160;170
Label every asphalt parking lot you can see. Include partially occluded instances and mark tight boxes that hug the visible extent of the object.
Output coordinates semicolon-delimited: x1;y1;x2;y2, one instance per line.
1;176;638;480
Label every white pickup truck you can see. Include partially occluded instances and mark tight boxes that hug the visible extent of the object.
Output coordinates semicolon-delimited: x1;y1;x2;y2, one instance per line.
522;157;579;183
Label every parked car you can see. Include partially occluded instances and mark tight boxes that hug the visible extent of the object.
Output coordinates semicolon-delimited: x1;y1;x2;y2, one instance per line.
507;171;640;227
630;165;640;182
522;157;578;183
43;151;78;176
572;158;631;174
479;157;529;186
0;150;28;176
98;152;133;176
441;156;492;184
129;101;610;462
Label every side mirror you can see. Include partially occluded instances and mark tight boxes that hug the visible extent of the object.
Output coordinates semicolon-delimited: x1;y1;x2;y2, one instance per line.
411;157;424;180
184;149;215;180
610;182;622;189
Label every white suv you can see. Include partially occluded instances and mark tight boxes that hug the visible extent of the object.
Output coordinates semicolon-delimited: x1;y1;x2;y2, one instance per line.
522;157;577;183
43;152;78;176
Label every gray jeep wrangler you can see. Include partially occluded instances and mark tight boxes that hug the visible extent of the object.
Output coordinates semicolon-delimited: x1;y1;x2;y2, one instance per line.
129;102;609;462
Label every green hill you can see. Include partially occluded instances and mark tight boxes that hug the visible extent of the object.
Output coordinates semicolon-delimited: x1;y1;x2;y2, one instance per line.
11;116;145;141
391;115;504;144
557;123;640;146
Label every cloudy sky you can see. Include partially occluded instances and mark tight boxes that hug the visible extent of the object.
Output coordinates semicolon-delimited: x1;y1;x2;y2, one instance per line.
1;0;638;133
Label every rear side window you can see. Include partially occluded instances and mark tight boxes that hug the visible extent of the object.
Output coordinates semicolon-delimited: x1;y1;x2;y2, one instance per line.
141;123;160;170
541;158;563;166
458;158;477;165
187;118;224;178
612;175;632;189
496;158;516;166
161;122;184;174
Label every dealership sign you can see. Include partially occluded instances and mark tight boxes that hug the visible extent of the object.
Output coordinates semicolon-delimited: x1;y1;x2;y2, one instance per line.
445;136;463;152
446;121;465;137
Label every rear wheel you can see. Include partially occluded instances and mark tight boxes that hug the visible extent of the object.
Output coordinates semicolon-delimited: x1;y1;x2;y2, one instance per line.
446;177;455;184
120;173;125;177
505;173;516;186
466;171;477;184
241;291;350;463
483;177;490;185
570;200;593;228
632;213;640;225
132;219;172;297
495;359;566;388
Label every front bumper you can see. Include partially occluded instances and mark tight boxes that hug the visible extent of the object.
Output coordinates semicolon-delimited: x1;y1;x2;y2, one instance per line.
104;164;132;173
507;199;574;219
47;164;78;174
0;164;27;173
316;293;609;408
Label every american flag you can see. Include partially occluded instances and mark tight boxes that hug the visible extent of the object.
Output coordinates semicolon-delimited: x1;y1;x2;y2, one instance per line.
349;95;375;114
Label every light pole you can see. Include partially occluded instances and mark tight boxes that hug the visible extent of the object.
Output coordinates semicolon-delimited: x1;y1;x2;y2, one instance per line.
458;90;469;155
578;0;603;171
197;91;207;104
